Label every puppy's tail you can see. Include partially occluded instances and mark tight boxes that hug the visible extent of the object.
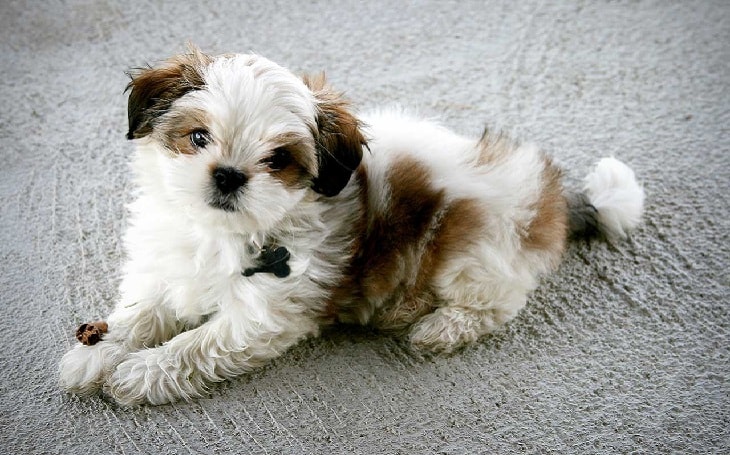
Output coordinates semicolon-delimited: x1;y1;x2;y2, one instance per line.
568;157;645;240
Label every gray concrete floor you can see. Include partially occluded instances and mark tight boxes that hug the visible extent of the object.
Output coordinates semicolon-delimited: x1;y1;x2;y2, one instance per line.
1;0;728;453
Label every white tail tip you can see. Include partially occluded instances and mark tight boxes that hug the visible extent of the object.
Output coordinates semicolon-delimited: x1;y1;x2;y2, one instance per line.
583;157;645;239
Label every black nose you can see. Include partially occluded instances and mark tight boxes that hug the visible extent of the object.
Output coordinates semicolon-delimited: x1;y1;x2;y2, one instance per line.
213;167;247;194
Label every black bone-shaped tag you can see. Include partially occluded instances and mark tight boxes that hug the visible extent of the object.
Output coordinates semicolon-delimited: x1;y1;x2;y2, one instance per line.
242;246;291;278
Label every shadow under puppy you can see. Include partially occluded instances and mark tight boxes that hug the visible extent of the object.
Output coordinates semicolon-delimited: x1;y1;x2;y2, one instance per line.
59;46;644;406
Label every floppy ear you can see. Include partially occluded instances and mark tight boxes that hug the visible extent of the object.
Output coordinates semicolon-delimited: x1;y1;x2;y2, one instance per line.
126;47;211;140
303;73;366;197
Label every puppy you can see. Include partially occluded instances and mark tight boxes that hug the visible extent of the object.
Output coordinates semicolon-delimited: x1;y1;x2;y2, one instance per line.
59;47;644;405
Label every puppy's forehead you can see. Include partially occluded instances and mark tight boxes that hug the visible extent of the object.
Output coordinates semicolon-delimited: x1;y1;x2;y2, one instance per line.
198;54;318;132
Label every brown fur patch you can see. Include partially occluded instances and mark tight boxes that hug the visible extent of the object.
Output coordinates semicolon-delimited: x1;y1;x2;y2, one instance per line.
430;198;486;266
302;73;366;197
523;157;569;258
269;159;308;188
361;156;445;300
324;153;492;332
260;133;318;189
267;146;309;188
126;47;212;140
155;106;210;155
370;196;487;331
327;156;454;331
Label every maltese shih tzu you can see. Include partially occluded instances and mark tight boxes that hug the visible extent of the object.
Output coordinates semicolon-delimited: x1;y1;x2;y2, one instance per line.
59;47;644;405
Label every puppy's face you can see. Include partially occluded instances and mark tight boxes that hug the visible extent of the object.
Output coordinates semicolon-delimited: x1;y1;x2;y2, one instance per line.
126;49;364;232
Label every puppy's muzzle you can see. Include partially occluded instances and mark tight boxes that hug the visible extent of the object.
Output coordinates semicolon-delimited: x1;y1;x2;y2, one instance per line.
213;166;247;194
208;166;247;211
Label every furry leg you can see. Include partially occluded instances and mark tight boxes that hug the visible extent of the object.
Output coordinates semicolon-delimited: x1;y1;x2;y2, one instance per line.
104;311;318;406
59;298;181;396
409;292;526;353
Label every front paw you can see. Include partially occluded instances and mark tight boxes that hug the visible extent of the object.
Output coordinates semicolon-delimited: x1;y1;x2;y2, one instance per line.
59;342;124;396
104;350;204;406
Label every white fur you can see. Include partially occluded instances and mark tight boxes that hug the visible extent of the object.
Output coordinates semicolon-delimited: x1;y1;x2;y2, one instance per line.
584;157;645;239
59;52;644;406
60;54;344;406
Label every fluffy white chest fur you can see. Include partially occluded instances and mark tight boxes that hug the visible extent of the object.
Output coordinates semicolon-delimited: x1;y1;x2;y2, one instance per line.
59;48;644;406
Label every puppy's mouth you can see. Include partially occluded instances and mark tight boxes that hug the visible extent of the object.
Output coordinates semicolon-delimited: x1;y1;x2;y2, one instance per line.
207;194;238;212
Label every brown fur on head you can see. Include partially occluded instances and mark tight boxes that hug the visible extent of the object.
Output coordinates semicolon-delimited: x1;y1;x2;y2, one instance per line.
126;49;364;197
126;46;212;140
303;73;367;197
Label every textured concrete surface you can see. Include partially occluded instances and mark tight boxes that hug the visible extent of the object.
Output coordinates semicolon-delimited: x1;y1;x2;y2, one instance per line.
1;0;728;453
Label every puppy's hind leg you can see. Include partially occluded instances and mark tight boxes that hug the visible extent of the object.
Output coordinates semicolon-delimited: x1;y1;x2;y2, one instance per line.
408;250;532;353
408;288;527;353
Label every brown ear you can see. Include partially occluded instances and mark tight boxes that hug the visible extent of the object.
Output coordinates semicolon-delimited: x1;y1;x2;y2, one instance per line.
303;73;366;197
126;47;211;140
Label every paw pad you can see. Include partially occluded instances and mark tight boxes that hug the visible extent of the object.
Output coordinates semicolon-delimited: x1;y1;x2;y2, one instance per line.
75;321;108;346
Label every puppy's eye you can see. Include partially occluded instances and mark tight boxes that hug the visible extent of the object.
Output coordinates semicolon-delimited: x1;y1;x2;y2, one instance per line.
262;147;292;170
190;130;210;148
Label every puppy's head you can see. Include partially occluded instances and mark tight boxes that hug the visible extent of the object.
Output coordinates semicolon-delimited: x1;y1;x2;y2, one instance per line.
126;46;365;232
